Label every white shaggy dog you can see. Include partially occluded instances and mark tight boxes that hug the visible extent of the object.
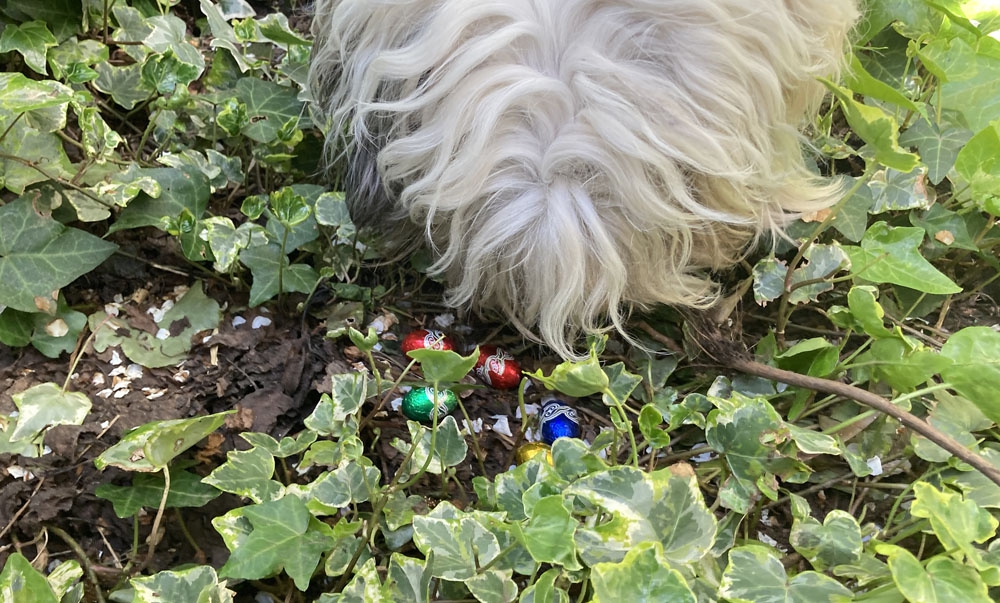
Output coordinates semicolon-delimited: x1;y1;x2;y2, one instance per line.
310;0;858;357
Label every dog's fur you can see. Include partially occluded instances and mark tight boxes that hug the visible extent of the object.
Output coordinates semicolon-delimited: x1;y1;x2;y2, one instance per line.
310;0;858;357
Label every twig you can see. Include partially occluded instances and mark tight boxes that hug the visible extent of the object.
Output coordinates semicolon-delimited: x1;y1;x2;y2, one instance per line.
726;355;1000;488
47;525;108;603
0;477;45;543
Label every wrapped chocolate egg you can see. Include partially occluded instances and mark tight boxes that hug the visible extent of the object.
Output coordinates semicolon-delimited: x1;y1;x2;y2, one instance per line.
474;345;521;389
401;387;458;422
539;398;581;445
401;329;455;354
515;442;553;465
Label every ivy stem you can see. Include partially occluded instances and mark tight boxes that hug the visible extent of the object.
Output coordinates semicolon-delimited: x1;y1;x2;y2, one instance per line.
141;464;172;570
776;170;873;347
603;389;639;467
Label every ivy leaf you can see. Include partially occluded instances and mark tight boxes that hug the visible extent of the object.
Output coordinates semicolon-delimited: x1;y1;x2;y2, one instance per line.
0;21;58;75
94;469;222;518
591;541;696;603
823;80;921;172
95;412;233;472
238;243;320;307
910;205;980;251
941;327;1000;424
869;168;932;213
954;122;1000;207
10;382;91;443
899;116;973;184
110;166;210;233
844;222;961;294
218;496;336;591
144;14;206;74
131;566;234;603
879;544;993;603
528;349;609;397
0;553;59;603
789;498;863;571
721;545;853;602
5;0;84;40
940;49;1000;132
466;569;518;603
92;62;153;109
830;176;875;242
0;73;74;113
235;77;306;143
408;347;480;384
788;244;851;305
203;446;283;503
519;568;570;603
392;417;468;477
911;482;998;557
256;13;310;47
521;495;581;570
412;503;502;581
706;396;807;512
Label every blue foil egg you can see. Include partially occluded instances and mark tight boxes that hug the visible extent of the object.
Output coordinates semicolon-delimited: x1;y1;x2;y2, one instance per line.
539;398;581;444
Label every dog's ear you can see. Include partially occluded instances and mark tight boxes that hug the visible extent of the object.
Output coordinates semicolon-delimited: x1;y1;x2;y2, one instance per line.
345;130;394;227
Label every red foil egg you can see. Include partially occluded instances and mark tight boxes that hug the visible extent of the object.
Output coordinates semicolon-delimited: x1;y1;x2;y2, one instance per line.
475;345;522;389
401;329;455;354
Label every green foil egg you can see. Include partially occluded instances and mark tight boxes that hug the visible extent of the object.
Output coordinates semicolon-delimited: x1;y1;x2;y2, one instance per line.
401;387;458;422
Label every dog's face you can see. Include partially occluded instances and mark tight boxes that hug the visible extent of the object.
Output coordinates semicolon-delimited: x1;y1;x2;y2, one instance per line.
310;0;858;357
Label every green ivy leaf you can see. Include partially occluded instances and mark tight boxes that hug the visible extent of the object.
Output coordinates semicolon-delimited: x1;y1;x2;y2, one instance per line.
408;347;480;384
823;80;921;171
241;430;317;458
789;497;863;571
591;541;696;603
131;566;234;603
95;411;233;472
0;553;59;603
869;168;932;213
775;338;840;378
528;349;609;397
706;395;807;512
5;0;84;40
110;166;211;233
0;196;117;312
519;568;569;603
844;222;962;294
386;554;432;602
95;469;222;518
521;495;581;570
0;21;58;75
638;405;671;449
911;482;998;558
941;327;1000;424
392;417;468;477
10;382;91;443
954;122;1000;207
93;62;153;109
466;569;518;603
203;446;283;503
940;48;1000;132
899;115;973;184
218;495;336;591
235;77;306;143
239;243;320;306
879;544;993;603
720;545;853;602
305;461;380;513
256;13;310;46
412;502;502;581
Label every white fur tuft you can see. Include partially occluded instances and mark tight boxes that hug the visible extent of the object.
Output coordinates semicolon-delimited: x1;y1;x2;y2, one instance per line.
310;0;858;358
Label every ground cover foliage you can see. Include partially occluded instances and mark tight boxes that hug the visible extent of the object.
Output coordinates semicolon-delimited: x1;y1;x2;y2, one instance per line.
1;0;1000;601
